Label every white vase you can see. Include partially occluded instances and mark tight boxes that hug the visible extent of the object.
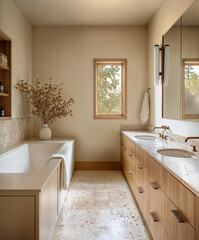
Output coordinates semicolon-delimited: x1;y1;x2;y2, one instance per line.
39;124;52;140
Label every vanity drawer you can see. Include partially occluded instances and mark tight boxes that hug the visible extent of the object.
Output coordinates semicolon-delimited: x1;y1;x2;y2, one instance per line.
127;152;136;174
136;145;148;170
149;177;170;240
121;135;136;156
135;162;149;224
177;180;196;228
162;190;195;240
149;156;196;229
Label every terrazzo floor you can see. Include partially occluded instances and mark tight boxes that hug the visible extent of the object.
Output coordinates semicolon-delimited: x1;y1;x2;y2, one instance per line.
52;170;152;240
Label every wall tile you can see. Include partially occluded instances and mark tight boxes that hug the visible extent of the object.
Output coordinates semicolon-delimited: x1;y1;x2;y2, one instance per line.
0;118;33;150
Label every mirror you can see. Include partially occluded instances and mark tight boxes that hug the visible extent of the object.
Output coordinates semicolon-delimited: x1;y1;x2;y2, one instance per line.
163;18;182;120
162;0;199;120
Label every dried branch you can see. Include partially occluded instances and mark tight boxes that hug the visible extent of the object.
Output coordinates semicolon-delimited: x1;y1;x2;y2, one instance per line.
15;78;74;124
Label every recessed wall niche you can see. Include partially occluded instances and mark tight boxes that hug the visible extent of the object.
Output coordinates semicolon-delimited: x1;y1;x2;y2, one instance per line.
0;29;12;119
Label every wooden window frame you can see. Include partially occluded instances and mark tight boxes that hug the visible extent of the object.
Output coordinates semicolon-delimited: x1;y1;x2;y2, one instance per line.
94;59;127;119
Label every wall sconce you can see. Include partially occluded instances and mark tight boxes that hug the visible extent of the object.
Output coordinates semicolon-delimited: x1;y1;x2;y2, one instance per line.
154;45;162;86
163;45;169;86
154;44;169;86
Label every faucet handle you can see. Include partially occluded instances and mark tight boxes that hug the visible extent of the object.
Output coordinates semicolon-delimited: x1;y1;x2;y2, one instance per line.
191;145;197;152
162;125;170;130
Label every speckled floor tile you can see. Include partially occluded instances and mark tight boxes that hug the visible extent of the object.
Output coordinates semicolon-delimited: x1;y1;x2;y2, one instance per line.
52;171;152;240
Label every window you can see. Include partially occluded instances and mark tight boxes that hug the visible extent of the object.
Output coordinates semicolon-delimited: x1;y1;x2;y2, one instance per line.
182;59;199;119
94;59;127;119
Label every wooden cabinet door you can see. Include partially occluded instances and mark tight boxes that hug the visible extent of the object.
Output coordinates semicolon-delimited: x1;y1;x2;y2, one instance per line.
177;180;196;229
126;154;136;191
0;196;35;240
149;155;196;229
149;177;170;240
135;147;149;224
162;190;195;240
196;197;199;240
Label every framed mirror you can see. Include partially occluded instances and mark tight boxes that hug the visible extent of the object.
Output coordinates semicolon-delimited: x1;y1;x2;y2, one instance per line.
162;0;199;120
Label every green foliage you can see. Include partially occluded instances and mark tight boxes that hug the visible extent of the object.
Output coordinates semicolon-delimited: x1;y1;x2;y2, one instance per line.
185;65;199;96
97;65;121;114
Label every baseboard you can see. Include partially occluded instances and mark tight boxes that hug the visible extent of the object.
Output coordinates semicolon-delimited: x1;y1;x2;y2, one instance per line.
75;161;121;170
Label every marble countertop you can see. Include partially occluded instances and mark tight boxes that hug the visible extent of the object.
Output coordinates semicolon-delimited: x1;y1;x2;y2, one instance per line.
0;139;75;192
122;131;199;197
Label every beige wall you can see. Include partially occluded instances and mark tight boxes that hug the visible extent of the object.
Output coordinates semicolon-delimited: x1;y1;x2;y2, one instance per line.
147;0;199;137
0;0;32;118
0;0;33;150
33;26;147;162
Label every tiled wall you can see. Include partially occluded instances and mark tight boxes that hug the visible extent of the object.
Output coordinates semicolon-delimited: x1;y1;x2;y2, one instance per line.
0;118;33;150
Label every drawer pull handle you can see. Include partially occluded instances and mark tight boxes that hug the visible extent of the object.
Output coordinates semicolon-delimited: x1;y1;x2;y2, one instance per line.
128;170;132;174
171;210;184;223
137;164;143;169
150;212;158;222
124;148;127;150
124;164;127;167
150;182;159;189
128;153;132;156
137;187;143;193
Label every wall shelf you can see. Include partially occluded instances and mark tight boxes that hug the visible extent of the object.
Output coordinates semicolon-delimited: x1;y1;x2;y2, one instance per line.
0;93;9;97
0;63;9;70
0;116;11;120
0;29;12;119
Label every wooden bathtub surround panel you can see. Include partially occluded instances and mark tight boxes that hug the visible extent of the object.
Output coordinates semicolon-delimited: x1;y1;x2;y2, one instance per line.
75;161;121;170
39;168;58;240
0;196;35;240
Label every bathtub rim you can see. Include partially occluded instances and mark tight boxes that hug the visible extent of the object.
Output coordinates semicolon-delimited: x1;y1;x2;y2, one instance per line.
0;139;75;192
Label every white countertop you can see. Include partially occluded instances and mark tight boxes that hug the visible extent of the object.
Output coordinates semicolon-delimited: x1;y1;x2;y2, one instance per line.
122;131;199;197
0;139;75;192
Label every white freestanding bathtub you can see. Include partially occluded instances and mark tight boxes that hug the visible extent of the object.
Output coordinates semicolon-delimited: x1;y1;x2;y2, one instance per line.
0;139;75;240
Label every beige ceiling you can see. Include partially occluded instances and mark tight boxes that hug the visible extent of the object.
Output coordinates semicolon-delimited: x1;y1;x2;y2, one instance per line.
14;0;163;26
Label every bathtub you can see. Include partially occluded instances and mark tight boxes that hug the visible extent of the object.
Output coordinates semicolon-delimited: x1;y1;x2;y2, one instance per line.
0;139;75;240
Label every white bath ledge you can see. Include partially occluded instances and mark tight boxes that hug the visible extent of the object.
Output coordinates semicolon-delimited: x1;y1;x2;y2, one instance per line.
0;139;75;192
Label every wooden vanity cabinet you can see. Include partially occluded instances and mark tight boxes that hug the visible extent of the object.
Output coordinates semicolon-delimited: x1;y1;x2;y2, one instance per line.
149;156;196;229
121;133;198;240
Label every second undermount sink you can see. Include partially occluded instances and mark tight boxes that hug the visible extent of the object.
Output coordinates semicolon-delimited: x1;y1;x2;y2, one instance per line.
135;135;159;141
157;148;196;158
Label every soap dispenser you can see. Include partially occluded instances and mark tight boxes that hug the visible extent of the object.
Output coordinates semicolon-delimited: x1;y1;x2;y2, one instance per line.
0;106;4;117
0;81;4;93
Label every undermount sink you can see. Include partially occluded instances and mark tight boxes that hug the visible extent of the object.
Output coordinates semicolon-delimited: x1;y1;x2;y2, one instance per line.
157;148;196;158
135;135;159;141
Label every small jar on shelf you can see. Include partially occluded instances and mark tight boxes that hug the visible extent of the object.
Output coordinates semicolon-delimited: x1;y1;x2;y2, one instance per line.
0;81;4;93
0;106;4;117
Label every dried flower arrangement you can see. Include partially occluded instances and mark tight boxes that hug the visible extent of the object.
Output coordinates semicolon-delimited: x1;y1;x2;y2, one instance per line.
15;78;74;124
